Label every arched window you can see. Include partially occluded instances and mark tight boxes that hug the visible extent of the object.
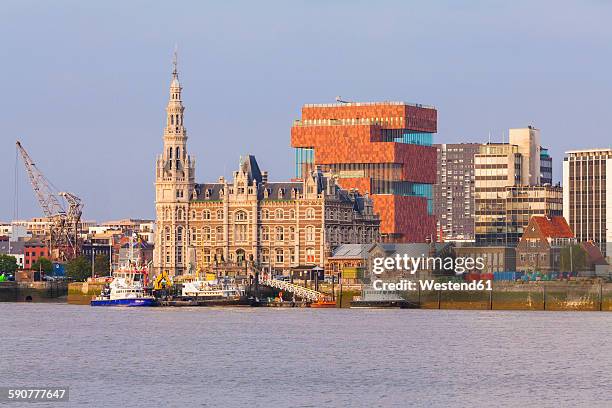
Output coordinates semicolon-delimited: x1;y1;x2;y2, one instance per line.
177;209;183;221
234;224;247;242
275;209;284;219
203;249;211;264
306;226;315;242
215;248;223;262
306;248;315;263
191;228;197;242
306;208;315;219
165;227;170;241
275;248;284;264
275;226;284;241
191;210;196;220
216;209;224;219
177;226;183;242
202;210;211;220
165;209;170;220
261;226;270;241
261;209;269;219
236;249;246;264
261;248;270;263
289;227;295;241
289;209;295;219
168;147;173;159
235;210;247;222
203;227;211;242
216;226;223;241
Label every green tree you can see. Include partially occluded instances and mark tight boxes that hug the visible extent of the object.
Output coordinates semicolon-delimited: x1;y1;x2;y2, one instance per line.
94;254;110;276
560;244;587;272
31;257;53;274
0;254;18;274
66;256;91;281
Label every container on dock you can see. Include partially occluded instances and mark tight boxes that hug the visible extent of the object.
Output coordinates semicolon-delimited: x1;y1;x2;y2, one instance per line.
493;271;522;281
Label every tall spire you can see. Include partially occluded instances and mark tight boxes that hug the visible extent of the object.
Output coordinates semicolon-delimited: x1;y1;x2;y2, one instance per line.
165;45;185;133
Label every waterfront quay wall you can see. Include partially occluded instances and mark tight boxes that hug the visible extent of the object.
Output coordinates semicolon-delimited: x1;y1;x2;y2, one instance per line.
0;282;68;303
403;282;612;311
68;282;106;305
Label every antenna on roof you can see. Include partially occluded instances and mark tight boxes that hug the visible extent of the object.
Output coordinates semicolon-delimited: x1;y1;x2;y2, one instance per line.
172;44;179;78
335;96;351;104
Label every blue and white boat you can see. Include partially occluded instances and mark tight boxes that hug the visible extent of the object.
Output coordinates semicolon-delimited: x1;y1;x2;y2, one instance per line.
91;267;156;307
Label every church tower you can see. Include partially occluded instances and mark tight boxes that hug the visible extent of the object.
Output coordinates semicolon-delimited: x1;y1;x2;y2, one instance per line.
154;52;195;276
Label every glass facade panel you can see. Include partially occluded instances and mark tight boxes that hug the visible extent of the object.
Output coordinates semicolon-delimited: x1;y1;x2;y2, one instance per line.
381;129;433;146
295;147;314;178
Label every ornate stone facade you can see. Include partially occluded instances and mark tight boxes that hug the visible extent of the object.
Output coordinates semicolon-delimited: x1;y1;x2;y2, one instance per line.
154;64;380;277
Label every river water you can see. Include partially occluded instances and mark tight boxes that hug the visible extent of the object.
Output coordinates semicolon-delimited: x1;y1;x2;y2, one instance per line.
1;304;610;407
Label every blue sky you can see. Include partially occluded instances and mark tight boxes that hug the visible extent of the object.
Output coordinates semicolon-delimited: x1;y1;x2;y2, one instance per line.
1;0;611;221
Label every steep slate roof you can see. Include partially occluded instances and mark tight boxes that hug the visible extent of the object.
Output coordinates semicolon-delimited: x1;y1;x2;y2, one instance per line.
195;183;224;200
262;182;302;200
532;216;574;238
240;155;263;184
195;155;369;207
331;244;377;259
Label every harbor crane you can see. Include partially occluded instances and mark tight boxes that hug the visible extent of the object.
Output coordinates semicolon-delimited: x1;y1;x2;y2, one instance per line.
16;140;83;262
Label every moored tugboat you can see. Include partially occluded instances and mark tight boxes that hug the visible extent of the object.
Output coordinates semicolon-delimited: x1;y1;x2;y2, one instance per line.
91;266;157;307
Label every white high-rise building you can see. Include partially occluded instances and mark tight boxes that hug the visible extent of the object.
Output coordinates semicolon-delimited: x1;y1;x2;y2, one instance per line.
563;148;612;260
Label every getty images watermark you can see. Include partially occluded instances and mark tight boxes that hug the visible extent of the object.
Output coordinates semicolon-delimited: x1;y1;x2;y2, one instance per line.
371;254;492;291
0;387;69;403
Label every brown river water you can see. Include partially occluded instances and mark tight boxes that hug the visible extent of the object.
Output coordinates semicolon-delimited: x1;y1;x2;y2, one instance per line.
1;303;610;407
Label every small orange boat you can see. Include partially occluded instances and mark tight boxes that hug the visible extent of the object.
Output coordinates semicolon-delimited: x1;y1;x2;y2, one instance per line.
310;299;337;308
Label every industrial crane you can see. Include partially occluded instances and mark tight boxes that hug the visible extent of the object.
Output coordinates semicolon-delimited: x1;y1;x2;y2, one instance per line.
16;140;84;262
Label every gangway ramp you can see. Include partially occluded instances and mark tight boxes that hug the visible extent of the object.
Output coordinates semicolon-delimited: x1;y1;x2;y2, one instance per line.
259;278;323;302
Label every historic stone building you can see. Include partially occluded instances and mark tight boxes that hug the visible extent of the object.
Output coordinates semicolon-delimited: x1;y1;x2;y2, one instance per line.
154;63;380;276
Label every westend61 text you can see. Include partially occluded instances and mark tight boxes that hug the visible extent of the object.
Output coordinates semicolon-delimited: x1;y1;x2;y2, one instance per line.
372;279;492;291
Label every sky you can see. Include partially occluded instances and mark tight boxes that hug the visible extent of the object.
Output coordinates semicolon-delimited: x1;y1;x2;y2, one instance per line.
1;0;611;222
